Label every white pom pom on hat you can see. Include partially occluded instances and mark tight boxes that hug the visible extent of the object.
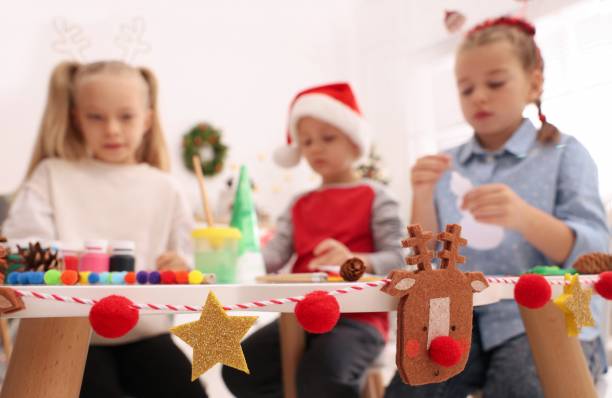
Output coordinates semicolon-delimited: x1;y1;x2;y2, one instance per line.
272;145;301;168
273;82;370;168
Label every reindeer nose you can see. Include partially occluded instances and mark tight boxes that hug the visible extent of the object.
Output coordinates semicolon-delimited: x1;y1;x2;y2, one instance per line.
429;336;462;367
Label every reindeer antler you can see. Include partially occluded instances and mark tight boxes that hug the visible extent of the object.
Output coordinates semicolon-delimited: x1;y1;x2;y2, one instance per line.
402;224;435;271
51;18;91;62
115;17;151;63
437;224;467;270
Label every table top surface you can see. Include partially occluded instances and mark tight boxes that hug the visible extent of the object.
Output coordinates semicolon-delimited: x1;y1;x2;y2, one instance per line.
2;278;539;318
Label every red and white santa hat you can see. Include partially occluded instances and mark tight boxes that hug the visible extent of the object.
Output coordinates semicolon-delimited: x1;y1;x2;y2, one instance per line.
273;82;370;168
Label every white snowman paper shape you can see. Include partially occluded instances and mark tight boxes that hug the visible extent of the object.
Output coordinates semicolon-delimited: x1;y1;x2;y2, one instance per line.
450;171;504;250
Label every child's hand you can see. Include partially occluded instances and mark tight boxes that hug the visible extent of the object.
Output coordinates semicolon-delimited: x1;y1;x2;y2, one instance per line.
307;239;352;271
411;155;452;195
461;184;530;231
156;251;189;271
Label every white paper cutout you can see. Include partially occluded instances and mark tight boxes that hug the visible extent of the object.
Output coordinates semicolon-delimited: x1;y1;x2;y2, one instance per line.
114;17;151;63
450;171;504;250
51;18;91;61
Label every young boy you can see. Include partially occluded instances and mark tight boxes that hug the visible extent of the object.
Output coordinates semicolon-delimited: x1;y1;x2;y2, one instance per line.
222;82;405;398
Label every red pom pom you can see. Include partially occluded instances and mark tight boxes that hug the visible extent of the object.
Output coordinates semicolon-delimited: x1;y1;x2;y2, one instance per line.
61;270;79;285
124;272;136;285
160;270;176;284
295;290;340;334
595;272;612;300
89;295;139;338
514;274;551;309
175;270;189;284
429;336;462;367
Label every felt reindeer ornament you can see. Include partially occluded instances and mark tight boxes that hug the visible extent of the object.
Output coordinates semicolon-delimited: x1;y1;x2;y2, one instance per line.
381;224;488;385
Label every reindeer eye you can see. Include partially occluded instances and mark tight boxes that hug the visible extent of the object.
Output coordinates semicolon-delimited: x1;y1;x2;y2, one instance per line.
451;325;456;331
422;326;427;332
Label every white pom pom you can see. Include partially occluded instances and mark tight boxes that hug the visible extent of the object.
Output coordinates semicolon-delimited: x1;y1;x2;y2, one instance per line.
273;145;301;168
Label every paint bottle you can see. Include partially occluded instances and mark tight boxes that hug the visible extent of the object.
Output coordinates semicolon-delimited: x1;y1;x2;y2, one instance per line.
61;242;82;271
109;240;135;272
80;240;109;273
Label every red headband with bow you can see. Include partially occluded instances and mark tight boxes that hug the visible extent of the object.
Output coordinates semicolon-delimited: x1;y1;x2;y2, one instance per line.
467;16;536;37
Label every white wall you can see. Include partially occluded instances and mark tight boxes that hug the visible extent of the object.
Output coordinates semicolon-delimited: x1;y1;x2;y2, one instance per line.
0;0;357;221
2;0;604;225
349;0;590;220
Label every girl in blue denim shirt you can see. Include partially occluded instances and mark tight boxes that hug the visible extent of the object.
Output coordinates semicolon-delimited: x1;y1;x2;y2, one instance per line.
386;17;609;398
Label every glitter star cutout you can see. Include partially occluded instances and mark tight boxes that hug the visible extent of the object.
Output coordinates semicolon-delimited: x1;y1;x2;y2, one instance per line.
171;291;257;380
554;274;594;336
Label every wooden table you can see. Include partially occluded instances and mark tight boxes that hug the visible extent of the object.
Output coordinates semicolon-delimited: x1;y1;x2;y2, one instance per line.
0;279;597;398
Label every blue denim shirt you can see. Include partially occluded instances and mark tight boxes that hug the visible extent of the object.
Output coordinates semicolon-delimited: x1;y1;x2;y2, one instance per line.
434;119;609;351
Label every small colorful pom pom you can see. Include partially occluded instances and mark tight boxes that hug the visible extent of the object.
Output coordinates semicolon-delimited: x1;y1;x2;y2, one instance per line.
136;271;149;284
175;270;189;284
79;271;91;285
44;269;61;285
111;272;125;285
188;270;204;284
148;271;161;284
99;272;110;284
124;272;136;284
18;272;31;285
161;270;176;284
30;271;45;285
88;272;100;284
7;272;19;285
61;270;79;285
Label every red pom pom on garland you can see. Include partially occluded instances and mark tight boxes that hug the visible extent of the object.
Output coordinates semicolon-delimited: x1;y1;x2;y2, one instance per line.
160;270;176;284
294;290;340;334
429;336;462;367
595;271;612;300
89;295;139;338
514;274;551;309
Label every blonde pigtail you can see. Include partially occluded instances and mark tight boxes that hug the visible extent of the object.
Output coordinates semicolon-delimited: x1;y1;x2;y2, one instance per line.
138;66;169;171
26;61;83;178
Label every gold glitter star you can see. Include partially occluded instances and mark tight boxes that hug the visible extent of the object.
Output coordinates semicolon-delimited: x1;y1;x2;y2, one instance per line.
171;291;257;380
554;274;594;336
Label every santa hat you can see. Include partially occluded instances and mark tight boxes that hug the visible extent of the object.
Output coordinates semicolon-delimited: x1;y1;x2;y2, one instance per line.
273;82;370;168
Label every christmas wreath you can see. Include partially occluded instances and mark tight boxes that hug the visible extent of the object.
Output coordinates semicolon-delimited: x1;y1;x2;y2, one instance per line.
182;123;228;176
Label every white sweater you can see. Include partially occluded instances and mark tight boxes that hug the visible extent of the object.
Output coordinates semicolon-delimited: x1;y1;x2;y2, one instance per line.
3;158;194;345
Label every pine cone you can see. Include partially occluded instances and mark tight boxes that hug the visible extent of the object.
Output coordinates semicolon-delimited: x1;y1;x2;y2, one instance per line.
17;242;60;272
573;252;612;274
340;258;366;282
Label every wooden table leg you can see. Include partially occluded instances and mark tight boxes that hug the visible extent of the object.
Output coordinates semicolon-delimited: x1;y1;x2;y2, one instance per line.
520;302;597;398
279;313;305;398
1;317;91;398
0;318;12;359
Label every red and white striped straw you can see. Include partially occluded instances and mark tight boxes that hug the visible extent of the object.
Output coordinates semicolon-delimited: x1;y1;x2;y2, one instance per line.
13;275;599;313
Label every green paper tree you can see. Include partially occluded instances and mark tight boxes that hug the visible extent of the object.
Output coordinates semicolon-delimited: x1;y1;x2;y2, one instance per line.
230;165;260;256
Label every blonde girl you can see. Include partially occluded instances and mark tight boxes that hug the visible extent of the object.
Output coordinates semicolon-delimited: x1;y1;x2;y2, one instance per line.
3;60;206;398
386;17;608;398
